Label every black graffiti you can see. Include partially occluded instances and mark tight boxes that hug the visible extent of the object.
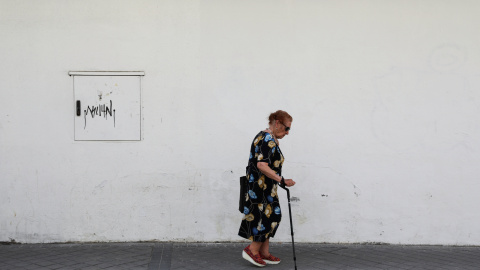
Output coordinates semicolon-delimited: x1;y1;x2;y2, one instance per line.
84;100;116;129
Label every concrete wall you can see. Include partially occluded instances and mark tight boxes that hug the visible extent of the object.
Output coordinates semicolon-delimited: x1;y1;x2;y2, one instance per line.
1;0;480;245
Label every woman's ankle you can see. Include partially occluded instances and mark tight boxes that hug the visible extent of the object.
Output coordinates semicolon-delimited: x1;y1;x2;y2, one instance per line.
249;243;262;255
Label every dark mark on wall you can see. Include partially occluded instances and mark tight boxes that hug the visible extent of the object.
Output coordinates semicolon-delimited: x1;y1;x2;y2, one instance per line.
84;100;116;129
0;238;18;245
291;197;300;202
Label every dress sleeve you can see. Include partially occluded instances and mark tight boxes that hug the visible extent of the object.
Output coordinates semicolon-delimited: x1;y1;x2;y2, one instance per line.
256;133;277;165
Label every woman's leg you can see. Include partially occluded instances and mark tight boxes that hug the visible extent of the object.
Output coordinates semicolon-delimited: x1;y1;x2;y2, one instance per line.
258;238;281;264
249;241;263;255
259;238;270;256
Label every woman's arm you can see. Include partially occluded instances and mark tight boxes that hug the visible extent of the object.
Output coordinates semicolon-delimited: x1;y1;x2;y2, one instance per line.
257;162;296;187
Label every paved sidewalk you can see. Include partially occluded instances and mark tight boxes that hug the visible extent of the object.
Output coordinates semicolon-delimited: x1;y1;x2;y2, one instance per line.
1;242;479;269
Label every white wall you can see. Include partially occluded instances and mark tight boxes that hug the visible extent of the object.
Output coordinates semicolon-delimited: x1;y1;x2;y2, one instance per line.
1;0;480;245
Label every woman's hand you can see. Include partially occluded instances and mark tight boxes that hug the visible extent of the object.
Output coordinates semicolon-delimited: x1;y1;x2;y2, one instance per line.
284;178;296;187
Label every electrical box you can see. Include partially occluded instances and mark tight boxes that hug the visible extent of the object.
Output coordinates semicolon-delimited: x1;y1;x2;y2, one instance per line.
70;71;144;141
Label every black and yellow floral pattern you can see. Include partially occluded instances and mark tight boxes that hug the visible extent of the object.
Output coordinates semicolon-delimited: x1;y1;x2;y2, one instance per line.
238;131;284;242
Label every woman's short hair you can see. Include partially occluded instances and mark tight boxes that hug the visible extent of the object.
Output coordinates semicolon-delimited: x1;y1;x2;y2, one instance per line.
268;110;293;124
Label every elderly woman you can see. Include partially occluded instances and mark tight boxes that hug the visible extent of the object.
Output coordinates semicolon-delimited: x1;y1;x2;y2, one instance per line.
238;110;296;267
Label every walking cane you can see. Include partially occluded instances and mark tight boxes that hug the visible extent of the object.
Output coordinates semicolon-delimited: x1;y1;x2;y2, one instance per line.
280;178;298;270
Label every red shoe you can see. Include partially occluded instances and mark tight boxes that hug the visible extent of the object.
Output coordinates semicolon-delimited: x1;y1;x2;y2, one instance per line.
261;253;281;264
242;245;267;267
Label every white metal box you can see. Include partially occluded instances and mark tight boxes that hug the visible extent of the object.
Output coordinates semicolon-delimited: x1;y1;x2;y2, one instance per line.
70;71;144;141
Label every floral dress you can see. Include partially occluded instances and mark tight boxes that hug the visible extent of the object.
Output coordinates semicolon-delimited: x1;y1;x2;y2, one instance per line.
238;131;284;242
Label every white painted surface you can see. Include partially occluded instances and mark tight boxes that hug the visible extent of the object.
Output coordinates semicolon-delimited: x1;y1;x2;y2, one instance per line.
1;1;480;245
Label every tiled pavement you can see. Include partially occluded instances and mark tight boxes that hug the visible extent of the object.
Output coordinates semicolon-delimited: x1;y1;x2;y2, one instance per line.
1;242;480;269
